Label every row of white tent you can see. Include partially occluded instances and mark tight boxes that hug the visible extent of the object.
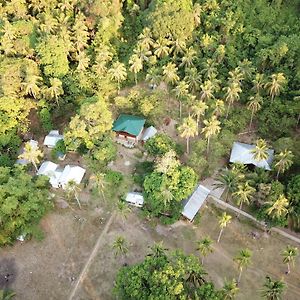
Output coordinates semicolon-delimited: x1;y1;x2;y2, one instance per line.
37;161;86;189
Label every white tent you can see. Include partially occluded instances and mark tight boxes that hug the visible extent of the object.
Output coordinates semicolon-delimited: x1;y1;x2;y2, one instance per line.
125;192;144;207
142;126;157;141
37;161;62;188
43;130;63;148
59;165;86;189
229;142;274;170
182;185;210;221
16;140;39;165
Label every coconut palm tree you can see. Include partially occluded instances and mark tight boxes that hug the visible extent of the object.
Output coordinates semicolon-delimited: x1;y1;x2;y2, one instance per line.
76;50;90;71
0;289;16;300
91;172;107;199
146;67;161;87
274;149;294;179
191;101;208;133
266;194;289;220
170;38;186;56
234;249;252;284
251;139;269;162
138;27;154;51
238;59;254;80
154;38;170;58
117;201;131;222
184;67;202;94
22;75;43;99
233;181;256;211
45;78;64;106
108;61;127;92
65;180;82;209
221;279;239;300
213;99;225;117
261;276;286;300
223;82;242;118
180;46;196;68
199;80;215;101
129;54;143;85
281;245;298;274
202;116;221;154
217;212;232;243
228;67;244;86
18;142;43;172
252;73;265;94
196;236;213;264
178;116;198;154
112;236;129;260
201;59;217;79
162;63;179;86
172;81;189;118
247;93;263;130
265;73;286;102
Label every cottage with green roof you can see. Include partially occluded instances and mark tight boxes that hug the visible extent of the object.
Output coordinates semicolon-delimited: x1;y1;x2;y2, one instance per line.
112;114;146;147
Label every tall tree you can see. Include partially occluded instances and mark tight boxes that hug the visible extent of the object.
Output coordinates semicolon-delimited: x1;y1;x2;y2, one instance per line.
265;73;286;102
196;236;213;264
108;62;127;92
178;116;198;154
129;54;143;85
233;182;256;211
172;81;189;118
274;149;294;179
18;142;43;172
217;212;232;243
22;75;43;99
163;63;179;86
223;82;242;118
199;80;215;102
65;180;82;209
251;139;269;162
281;245;298;274
91;172;107;200
221;279;239;300
266;194;289;220
154;38;170;58
191;101;208;133
261;276;285;300
233;249;252;284
202;116;221;154
180;46;196;69
247;93;263;130
45;78;64;106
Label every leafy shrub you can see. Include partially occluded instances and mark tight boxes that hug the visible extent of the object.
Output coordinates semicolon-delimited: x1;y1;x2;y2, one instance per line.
39;107;53;132
145;133;177;156
105;170;123;185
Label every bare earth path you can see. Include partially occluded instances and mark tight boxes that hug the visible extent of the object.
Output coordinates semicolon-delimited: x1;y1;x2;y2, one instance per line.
68;212;116;300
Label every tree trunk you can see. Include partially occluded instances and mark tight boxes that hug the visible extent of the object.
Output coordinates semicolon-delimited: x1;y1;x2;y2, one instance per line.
207;137;210;156
201;257;204;265
179;101;182;119
186;137;190;154
276;169;280;180
217;228;223;243
249;110;254;130
135;73;137;85
33;161;38;172
237;268;243;284
225;102;231;119
74;193;82;209
287;262;290;274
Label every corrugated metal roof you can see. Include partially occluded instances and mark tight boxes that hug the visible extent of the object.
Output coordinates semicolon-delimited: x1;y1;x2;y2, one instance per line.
112;114;145;136
142;126;157;141
229;142;274;170
182;185;210;221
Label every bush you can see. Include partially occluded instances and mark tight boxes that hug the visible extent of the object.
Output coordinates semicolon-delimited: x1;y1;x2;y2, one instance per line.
145;133;177;156
105;170;123;185
39;107;53;132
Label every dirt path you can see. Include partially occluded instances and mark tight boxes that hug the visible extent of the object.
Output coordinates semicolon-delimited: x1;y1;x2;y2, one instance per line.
68;212;116;300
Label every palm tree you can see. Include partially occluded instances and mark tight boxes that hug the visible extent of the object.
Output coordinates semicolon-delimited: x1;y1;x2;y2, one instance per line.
201;59;217;79
0;289;16;300
281;245;298;274
146;67;161;87
138;27;154;50
228;67;244;86
76;50;90;71
196;236;213;264
252;73;265;94
154;38;170;58
265;73;286;102
251;139;269;162
184;67;201;93
162;63;179;86
274;149;294;179
18;142;43;172
247;93;263;130
117;201;131;222
266;194;289;219
45;78;64;106
202;116;221;154
172;81;189;118
112;236;129;260
238;59;254;79
148;242;168;259
212;99;225;117
170;38;186;56
199;80;215;101
233;249;252;284
108;61;127;92
65;180;82;209
22;75;43;99
91;172;107;199
178;116;198;154
223;82;242;118
129;54;143;85
217;212;232;243
221;279;239;300
180;46;196;68
261;276;286;300
191;101;208;132
233;182;256;211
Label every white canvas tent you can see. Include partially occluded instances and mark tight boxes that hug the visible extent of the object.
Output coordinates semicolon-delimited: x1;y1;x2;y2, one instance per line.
37;161;62;188
16;140;39;165
182;185;210;221
229;142;274;170
125;192;144;207
59;165;86;189
142;126;157;142
43;130;63;148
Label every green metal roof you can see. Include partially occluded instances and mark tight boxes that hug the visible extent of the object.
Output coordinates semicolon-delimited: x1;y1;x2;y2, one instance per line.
112;114;146;136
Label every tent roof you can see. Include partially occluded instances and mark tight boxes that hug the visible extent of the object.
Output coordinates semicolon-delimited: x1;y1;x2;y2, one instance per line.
125;192;144;206
142;126;157;141
182;185;210;221
59;165;86;189
229;142;274;170
44;130;63;147
112;114;145;136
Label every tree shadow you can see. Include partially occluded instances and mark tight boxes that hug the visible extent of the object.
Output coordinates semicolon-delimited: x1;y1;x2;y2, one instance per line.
0;258;17;289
